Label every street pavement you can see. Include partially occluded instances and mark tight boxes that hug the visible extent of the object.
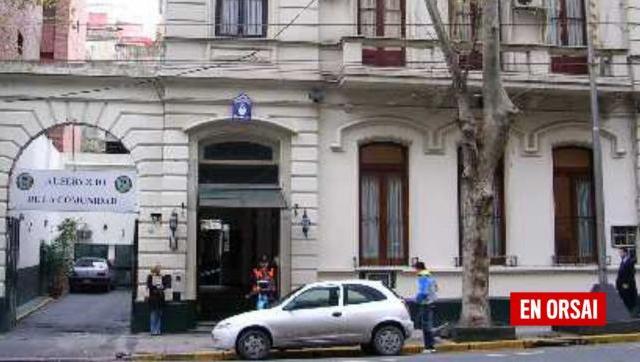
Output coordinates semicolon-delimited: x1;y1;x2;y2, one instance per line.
277;342;640;362
18;289;131;334
1;293;639;361
0;289;133;360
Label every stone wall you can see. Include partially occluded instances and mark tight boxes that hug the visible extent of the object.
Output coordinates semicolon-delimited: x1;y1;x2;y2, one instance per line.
0;2;42;61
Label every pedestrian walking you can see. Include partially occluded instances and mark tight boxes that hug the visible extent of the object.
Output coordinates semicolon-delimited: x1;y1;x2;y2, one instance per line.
414;261;438;353
246;255;277;310
616;248;638;314
146;264;166;335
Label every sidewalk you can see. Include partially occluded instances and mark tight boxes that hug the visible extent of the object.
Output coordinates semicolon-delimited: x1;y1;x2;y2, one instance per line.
130;327;640;361
16;296;52;321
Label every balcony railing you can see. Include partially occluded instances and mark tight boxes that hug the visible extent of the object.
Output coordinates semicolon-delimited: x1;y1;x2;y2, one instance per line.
341;37;629;78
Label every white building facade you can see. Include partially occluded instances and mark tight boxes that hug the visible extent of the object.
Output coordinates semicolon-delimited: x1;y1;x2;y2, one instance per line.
2;0;640;331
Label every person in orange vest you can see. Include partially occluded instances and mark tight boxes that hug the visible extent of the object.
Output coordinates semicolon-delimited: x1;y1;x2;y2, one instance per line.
247;255;277;310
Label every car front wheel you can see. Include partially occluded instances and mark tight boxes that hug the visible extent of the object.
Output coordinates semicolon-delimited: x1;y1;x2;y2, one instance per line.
372;325;405;356
236;329;271;360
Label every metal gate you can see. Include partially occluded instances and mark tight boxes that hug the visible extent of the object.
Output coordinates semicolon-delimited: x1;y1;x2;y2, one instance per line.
2;217;20;332
130;219;139;332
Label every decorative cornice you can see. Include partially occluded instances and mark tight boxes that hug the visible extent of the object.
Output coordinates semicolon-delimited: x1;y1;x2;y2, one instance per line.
517;121;626;158
330;116;458;155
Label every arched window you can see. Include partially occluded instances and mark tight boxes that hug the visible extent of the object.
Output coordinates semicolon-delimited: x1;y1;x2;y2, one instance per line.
199;141;277;184
203;142;272;161
553;147;596;264
359;143;408;266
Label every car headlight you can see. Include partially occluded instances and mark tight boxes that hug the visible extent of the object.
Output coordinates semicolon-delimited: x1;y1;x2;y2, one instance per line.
215;322;232;330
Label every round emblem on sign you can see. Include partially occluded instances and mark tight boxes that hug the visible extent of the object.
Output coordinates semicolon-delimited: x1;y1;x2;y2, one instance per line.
16;172;34;191
237;104;248;116
114;175;133;194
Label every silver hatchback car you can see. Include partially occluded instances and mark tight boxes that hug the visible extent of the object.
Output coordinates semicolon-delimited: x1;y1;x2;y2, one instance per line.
211;280;414;360
69;257;114;292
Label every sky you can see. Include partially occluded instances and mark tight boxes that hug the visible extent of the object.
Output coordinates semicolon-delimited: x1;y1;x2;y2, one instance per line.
87;0;161;38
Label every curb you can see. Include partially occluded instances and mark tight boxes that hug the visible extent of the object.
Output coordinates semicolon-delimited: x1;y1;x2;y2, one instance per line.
16;297;53;322
132;332;640;361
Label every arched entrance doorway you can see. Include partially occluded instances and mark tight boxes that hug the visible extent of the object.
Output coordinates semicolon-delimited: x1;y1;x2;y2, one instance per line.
2;123;138;333
197;140;285;320
187;120;292;322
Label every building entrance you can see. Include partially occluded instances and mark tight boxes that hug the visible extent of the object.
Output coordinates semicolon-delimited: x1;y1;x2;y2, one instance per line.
197;207;279;321
196;139;286;321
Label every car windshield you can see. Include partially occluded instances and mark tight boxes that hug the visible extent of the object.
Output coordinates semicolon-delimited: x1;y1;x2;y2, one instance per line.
75;258;104;267
271;285;305;308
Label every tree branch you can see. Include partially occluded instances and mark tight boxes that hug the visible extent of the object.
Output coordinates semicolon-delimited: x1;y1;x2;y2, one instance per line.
480;0;518;174
424;0;477;143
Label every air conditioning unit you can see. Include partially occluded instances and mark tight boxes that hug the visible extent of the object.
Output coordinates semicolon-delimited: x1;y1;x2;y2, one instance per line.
513;0;545;11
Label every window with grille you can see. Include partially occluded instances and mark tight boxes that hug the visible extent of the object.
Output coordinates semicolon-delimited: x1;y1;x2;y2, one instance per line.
359;143;408;266
450;0;483;70
216;0;268;37
547;0;588;74
199;141;278;184
553;147;596;264
358;0;406;67
611;226;637;249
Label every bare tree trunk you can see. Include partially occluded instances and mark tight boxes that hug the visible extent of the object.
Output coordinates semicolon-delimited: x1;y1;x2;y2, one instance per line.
425;0;518;328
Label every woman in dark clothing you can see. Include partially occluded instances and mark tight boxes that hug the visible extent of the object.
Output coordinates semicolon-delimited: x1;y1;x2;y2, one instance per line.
147;265;165;335
616;248;638;314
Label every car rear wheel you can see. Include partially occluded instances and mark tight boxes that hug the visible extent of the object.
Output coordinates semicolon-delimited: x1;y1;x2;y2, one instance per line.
236;329;271;360
372;325;404;356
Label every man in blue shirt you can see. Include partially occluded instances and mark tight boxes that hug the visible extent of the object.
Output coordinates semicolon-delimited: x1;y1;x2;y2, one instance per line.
415;261;438;353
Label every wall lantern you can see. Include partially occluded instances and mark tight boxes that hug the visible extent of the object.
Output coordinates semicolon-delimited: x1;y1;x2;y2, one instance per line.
301;209;311;239
169;210;178;250
151;213;162;225
149;213;162;234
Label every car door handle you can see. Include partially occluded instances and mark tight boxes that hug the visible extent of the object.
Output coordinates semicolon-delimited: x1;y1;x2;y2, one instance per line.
332;311;342;317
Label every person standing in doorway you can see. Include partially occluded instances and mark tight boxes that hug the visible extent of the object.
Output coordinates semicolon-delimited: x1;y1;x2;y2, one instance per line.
414;261;438;353
616;248;638;314
147;265;165;335
247;255;276;310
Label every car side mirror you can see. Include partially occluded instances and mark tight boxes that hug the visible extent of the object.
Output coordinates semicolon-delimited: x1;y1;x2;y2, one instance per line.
283;302;297;312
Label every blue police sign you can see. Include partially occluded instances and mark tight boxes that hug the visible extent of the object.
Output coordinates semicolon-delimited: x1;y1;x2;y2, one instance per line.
232;93;252;121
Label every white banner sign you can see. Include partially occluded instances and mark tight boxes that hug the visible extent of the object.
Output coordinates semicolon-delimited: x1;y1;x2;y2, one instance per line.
9;170;137;213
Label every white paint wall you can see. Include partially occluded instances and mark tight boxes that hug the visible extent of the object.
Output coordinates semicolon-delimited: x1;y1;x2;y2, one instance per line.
0;0;638;312
9;135;63;269
318;108;638;299
13;135;63;171
319;110;460;272
508;115;637;268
